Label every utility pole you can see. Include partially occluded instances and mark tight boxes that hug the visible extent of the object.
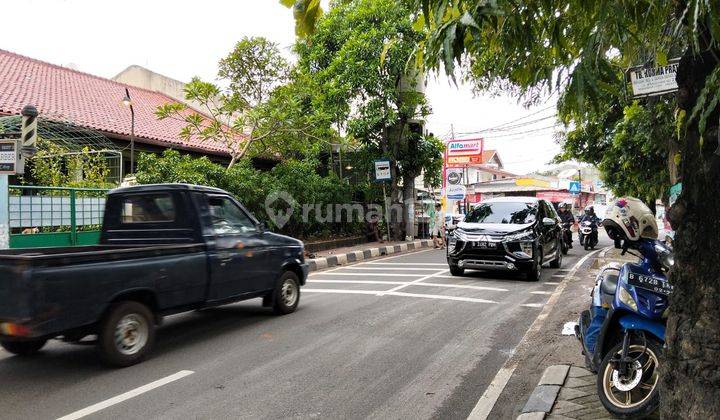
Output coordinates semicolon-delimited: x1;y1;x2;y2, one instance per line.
577;168;582;212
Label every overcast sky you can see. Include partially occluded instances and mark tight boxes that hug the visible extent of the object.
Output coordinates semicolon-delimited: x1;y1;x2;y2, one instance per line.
1;0;562;174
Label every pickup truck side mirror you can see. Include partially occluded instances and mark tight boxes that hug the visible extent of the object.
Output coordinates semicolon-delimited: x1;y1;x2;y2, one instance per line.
257;221;267;232
542;217;556;227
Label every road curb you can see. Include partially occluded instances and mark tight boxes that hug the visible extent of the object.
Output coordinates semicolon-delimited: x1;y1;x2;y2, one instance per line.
307;239;434;271
521;365;570;415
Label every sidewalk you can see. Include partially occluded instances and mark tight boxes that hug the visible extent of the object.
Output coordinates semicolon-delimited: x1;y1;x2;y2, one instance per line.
518;247;638;420
307;238;434;271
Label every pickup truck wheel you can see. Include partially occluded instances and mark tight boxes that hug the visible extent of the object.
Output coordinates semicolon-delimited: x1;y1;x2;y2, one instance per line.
273;271;300;315
98;301;155;367
1;339;47;356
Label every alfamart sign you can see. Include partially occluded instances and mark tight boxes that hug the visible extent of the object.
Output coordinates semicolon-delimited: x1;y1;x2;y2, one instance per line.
629;59;680;98
447;139;482;156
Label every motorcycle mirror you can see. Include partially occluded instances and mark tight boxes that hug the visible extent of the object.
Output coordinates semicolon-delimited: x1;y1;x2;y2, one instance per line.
542;217;556;226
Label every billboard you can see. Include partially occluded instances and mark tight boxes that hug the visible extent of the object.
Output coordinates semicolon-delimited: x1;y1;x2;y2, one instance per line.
446;139;483;157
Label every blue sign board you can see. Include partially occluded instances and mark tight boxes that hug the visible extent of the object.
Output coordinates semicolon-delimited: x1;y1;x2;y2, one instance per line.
568;181;581;194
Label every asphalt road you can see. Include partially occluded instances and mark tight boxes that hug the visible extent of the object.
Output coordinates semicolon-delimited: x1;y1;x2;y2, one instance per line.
0;245;596;420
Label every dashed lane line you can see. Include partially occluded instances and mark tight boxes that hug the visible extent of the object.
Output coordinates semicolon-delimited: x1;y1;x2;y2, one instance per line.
341;266;444;271
379;269;450;295
359;262;448;266
56;370;195;420
308;280;407;286
309;272;424;277
307;279;508;292
530;291;553;295
302;289;497;304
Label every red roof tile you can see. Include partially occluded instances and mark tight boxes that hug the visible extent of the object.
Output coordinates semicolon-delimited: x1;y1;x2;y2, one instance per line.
0;49;230;156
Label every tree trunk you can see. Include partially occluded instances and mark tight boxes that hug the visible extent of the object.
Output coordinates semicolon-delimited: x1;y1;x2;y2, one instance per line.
402;173;417;240
661;42;720;417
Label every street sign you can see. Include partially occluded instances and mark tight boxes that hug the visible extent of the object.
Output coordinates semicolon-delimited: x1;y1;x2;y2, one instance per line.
628;59;680;98
568;181;581;195
446;139;483;157
0;141;17;174
446;184;466;200
373;158;392;182
446;168;463;185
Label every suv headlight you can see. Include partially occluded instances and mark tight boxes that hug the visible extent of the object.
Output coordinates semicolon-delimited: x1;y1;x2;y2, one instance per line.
504;230;534;242
619;286;638;311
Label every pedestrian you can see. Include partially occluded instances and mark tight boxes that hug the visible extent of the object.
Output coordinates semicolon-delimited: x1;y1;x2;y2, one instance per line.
431;203;445;249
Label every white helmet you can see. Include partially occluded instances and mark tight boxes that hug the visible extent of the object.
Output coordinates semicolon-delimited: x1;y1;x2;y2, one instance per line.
603;197;658;242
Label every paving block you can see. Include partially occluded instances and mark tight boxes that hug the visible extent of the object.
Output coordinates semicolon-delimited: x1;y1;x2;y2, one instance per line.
564;376;594;388
550;400;585;416
568;366;594;378
539;365;570;386
517;412;546;420
523;385;561;413
557;386;592;401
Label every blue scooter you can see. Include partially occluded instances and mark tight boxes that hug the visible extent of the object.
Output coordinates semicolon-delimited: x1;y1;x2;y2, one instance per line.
576;238;674;418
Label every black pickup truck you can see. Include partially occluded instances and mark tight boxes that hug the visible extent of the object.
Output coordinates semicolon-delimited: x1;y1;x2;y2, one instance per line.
0;184;307;367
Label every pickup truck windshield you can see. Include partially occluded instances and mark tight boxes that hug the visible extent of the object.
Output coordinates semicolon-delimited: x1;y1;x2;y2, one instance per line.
464;202;538;224
208;196;257;235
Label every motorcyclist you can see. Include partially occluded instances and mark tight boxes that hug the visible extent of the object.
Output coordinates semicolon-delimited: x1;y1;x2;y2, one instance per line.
558;203;575;248
579;205;602;225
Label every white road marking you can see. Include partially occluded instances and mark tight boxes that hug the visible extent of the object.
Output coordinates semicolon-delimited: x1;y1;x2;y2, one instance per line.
530;291;553;295
56;370;194;420
308;280;407;285
309;272;424;277
307;279;508;292
303;289;386;295
360;262;448;266
466;247;607;420
341;266;443;271
303;289;497;304
389;291;497;304
543;281;560;285
520;303;544;308
466;366;516;420
379;269;450;295
369;248;434;261
414;283;508;292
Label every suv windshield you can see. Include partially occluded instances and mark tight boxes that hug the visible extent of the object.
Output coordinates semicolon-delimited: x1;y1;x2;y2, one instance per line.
464;202;538;224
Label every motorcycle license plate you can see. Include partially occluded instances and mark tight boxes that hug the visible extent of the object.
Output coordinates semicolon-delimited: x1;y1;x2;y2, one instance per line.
627;273;673;296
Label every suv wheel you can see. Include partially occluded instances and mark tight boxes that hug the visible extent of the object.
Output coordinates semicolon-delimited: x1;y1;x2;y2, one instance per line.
97;301;155;367
526;252;542;281
449;265;465;276
550;241;563;268
273;271;300;315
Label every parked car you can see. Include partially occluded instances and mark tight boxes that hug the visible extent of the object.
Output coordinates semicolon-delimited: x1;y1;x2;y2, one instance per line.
446;196;563;281
0;184;308;367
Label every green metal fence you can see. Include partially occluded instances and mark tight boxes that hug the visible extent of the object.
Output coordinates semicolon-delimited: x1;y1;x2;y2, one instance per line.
8;185;109;248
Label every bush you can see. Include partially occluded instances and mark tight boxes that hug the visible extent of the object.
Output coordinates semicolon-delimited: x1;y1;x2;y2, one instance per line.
135;150;365;239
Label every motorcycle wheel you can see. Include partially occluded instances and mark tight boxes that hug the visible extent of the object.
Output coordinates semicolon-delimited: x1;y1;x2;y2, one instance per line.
597;338;661;418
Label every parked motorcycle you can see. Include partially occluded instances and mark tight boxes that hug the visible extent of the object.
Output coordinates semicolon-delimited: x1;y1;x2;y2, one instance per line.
579;220;599;250
560;222;572;254
576;238;674;418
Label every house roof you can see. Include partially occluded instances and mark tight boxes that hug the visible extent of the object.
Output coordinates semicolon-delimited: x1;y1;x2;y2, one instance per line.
481;149;503;167
0;49;229;156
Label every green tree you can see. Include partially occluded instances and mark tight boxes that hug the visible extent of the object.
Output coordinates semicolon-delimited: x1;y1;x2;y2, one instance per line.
296;0;439;239
156;37;325;168
413;0;720;414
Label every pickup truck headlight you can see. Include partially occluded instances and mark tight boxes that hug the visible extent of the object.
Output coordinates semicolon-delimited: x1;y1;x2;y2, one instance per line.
619;286;638;312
